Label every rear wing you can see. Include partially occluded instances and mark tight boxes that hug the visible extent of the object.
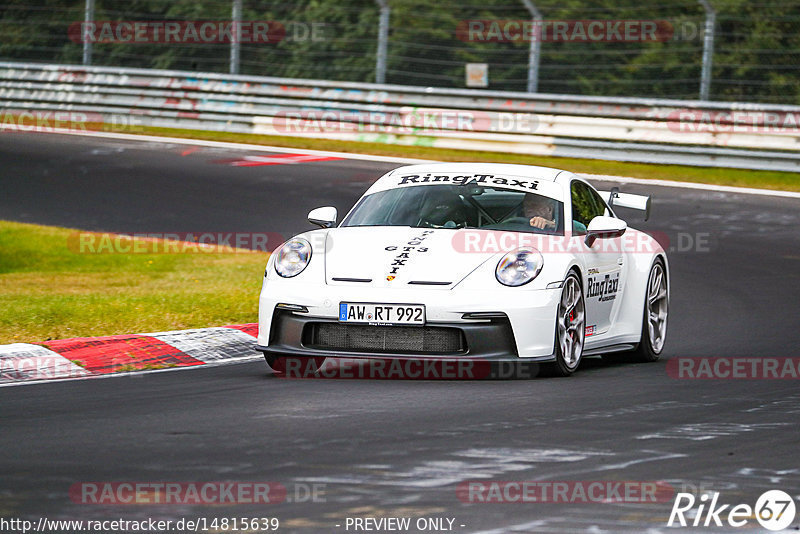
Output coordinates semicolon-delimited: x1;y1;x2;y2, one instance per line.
599;187;651;221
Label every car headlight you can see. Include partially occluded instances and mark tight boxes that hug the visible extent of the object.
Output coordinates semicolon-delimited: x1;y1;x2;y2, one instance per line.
274;238;312;278
495;247;543;286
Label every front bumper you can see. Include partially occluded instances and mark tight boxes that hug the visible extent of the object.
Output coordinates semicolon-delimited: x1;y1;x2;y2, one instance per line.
256;282;561;362
256;310;544;363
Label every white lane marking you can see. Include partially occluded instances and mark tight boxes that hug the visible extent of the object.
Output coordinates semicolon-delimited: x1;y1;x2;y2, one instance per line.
517;450;688;482
0;343;89;383
454;448;612;463
637;422;790;441
296;448;611;488
0;353;263;388
23;128;800;199
0;326;261;388
583;173;800;199
149;327;257;363
15;127;437;164
590;451;688;471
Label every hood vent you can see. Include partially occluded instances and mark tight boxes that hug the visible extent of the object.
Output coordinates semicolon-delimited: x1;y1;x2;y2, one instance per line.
332;277;372;283
408;281;452;286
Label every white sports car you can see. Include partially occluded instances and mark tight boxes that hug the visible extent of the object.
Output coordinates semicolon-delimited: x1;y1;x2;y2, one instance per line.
257;163;668;376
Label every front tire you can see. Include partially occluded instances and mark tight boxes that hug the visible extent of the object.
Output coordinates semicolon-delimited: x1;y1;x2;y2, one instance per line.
550;272;586;376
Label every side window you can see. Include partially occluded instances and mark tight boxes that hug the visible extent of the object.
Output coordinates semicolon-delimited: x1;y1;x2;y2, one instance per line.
570;181;606;234
588;187;612;218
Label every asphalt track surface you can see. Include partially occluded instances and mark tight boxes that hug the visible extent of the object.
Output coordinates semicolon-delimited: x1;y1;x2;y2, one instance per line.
2;132;800;533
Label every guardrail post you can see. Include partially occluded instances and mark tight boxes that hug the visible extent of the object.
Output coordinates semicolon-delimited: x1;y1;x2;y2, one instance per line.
375;0;390;84
230;0;242;74
520;0;542;93
82;0;94;65
698;0;715;100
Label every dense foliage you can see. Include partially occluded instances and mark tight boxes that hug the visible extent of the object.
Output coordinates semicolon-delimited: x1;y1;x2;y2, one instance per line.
2;0;799;103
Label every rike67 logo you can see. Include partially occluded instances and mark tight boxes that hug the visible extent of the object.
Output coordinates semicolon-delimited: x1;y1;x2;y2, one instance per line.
668;490;796;531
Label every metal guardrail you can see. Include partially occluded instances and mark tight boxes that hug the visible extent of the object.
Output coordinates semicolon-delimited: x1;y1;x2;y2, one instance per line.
1;62;799;172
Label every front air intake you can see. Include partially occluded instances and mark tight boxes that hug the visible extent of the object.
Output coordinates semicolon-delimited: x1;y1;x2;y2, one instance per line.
304;323;466;354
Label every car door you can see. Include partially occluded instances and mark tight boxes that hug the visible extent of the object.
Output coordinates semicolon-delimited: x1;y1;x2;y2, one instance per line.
570;180;625;337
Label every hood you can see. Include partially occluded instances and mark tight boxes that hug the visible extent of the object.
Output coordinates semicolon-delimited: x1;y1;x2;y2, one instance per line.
323;226;497;289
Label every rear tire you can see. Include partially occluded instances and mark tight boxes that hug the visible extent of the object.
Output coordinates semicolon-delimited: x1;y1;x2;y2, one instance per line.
605;258;668;363
549;271;586;377
631;259;668;362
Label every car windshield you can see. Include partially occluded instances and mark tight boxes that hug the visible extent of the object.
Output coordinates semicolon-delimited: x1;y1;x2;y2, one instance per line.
342;184;565;235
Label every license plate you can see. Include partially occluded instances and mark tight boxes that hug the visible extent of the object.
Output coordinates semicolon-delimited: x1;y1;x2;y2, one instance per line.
339;303;425;326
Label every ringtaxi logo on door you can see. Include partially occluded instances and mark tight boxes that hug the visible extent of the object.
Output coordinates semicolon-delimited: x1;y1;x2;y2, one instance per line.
668;490;796;531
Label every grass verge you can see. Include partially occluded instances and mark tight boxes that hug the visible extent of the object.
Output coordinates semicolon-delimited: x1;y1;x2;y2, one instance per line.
109;125;800;192
0;220;267;344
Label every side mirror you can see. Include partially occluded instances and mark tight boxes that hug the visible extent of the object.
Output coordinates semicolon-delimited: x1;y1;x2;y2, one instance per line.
585;216;627;247
308;206;337;228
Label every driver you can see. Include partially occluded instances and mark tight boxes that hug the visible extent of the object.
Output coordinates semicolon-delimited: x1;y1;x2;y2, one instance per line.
523;194;556;229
